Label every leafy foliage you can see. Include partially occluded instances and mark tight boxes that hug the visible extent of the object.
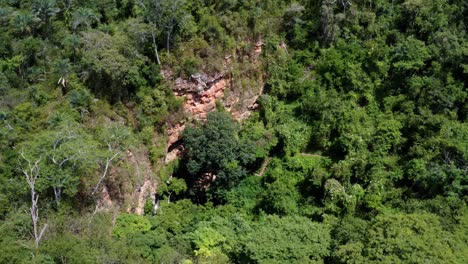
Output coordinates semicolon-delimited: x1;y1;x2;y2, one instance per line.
0;0;466;263
184;111;255;198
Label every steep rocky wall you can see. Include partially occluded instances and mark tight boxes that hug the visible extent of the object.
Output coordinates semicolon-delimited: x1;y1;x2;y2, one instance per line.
95;148;157;216
125;150;157;215
165;41;265;163
95;42;265;214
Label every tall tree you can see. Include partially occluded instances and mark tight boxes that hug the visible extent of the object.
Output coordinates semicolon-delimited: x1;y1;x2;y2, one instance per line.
42;122;97;206
71;7;100;31
32;0;60;34
18;117;98;207
138;0;187;61
17;149;47;248
184;112;255;197
92;122;131;196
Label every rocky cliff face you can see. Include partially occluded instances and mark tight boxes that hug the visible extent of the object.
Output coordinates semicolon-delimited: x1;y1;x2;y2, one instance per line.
95;42;265;213
95;148;157;216
165;41;265;163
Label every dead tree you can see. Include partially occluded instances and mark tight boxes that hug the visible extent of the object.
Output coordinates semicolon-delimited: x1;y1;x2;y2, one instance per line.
91;147;119;196
18;151;47;248
91;124;128;196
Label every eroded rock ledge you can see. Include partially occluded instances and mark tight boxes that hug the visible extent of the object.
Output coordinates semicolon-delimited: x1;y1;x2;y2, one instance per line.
165;41;265;163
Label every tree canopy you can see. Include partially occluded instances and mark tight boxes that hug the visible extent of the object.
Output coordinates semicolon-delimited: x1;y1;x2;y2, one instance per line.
0;0;466;263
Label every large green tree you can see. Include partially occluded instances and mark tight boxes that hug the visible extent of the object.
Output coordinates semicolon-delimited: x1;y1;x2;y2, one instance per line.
184;111;255;197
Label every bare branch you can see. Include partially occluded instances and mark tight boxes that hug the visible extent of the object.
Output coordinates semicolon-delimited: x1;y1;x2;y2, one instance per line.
91;152;120;196
18;149;47;248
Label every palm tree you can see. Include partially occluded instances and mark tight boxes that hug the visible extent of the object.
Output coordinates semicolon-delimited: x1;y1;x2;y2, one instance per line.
10;12;38;35
61;34;82;61
32;0;60;25
57;0;76;24
0;7;13;24
54;59;71;88
71;8;100;31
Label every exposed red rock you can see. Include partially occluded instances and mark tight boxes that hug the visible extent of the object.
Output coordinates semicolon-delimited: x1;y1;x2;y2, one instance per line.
164;42;265;163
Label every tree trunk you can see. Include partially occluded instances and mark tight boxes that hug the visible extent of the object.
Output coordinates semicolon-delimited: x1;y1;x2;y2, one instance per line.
54;187;62;207
19;153;47;248
92;152;119;196
166;29;171;54
31;190;47;248
151;30;161;65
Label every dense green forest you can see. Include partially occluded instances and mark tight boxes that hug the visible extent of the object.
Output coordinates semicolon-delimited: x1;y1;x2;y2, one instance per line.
0;0;467;263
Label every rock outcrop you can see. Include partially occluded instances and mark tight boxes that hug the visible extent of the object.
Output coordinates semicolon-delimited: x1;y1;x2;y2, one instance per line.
165;41;265;163
125;150;157;215
95;42;265;214
95;148;157;216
